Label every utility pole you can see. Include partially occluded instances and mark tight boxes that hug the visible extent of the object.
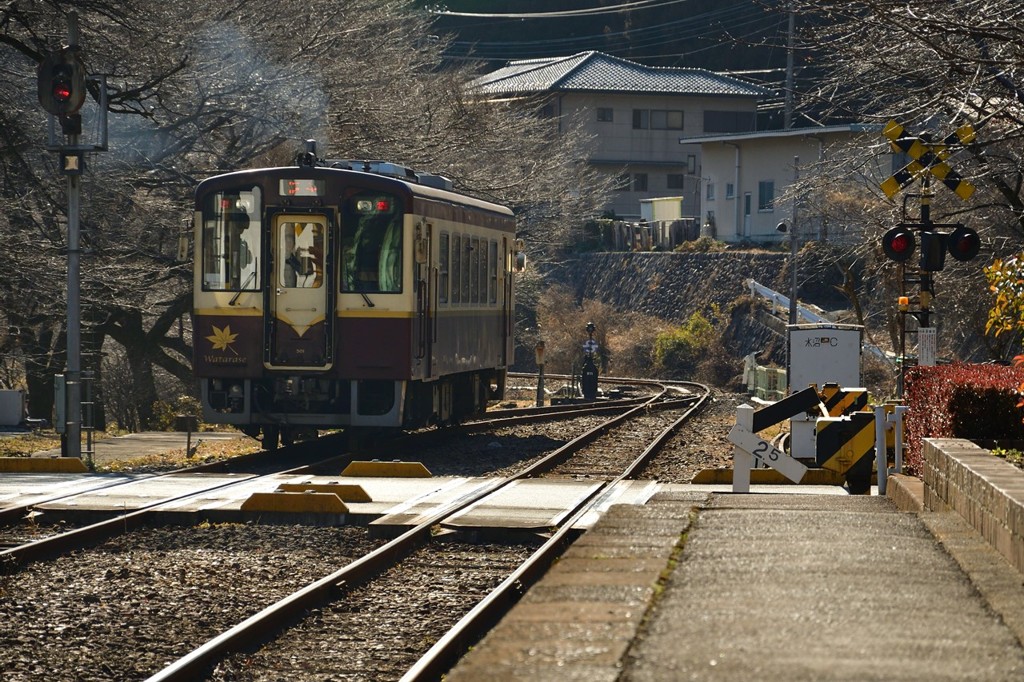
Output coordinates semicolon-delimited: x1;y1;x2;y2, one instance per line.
784;6;795;129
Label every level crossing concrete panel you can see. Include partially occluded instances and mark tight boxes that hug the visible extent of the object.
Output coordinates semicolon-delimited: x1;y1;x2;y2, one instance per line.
366;476;504;528
35;472;254;513
0;472;144;511
442;479;603;532
573;480;662;529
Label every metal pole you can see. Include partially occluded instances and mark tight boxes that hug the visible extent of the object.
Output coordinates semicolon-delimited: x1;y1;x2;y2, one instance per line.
66;171;82;458
64;12;82;459
788;156;799;325
784;7;795;129
534;341;545;407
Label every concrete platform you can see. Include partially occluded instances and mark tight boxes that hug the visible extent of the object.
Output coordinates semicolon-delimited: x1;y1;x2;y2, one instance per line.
447;481;1024;681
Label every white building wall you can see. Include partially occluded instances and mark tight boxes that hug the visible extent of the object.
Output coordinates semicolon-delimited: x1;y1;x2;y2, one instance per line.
700;132;861;244
555;92;760;219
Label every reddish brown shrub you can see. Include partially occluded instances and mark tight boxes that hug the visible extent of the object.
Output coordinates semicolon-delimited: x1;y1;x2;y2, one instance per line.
903;363;1024;474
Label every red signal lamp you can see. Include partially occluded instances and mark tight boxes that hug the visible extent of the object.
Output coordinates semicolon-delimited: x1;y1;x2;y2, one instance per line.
947;225;981;261
882;226;915;262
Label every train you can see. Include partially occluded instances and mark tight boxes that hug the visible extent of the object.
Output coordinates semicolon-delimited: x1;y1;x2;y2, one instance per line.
192;142;520;447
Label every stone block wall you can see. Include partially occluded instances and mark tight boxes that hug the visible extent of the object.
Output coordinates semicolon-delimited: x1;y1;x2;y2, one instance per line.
922;438;1024;574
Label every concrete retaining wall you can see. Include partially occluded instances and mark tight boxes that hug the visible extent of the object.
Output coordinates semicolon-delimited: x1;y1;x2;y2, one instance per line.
921;438;1024;574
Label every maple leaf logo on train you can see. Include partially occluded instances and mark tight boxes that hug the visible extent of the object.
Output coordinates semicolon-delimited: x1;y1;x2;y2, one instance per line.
206;325;239;354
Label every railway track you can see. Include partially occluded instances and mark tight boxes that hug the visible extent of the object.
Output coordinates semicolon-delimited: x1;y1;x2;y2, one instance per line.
0;379;712;681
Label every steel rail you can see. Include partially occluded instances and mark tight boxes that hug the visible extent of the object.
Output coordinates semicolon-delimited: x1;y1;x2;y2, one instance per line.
401;381;711;680
0;450;341;567
143;382;679;681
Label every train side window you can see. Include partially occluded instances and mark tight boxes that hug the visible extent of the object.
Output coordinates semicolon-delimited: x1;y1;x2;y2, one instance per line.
201;187;261;291
341;192;403;293
461;236;471;304
451;234;461;304
489;240;498;304
476;238;487;304
470;237;480;304
438;232;449;305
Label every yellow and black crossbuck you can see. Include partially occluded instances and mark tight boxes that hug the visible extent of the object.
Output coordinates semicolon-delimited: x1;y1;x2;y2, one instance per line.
881;120;975;201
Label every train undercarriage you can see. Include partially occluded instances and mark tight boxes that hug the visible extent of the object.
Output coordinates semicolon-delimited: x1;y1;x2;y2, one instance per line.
201;369;505;448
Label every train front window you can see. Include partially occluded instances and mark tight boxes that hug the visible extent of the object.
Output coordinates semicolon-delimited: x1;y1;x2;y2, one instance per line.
341;191;403;293
201;188;261;291
277;219;325;289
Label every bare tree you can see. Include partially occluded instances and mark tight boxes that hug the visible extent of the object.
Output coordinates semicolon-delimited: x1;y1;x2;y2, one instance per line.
776;0;1024;360
1;0;613;428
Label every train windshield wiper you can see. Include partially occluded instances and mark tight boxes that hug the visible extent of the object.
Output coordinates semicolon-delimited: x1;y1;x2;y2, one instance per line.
360;292;375;308
229;266;258;306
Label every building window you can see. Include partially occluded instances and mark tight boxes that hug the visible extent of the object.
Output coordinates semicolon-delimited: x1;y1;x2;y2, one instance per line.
633;173;649;192
758;181;775;212
597;107;613;122
703;110;756;133
687;155;697;174
667;174;685;190
633;109;683;130
726;183;735;199
651;110;684;130
706;183;715;201
538;103;555;118
616;172;632;191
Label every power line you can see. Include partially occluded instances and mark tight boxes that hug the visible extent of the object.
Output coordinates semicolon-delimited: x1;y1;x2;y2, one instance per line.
430;0;695;20
443;4;760;51
440;3;779;61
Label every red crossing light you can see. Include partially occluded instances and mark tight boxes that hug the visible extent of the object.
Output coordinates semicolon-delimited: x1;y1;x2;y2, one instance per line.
947;225;981;261
882;226;915;262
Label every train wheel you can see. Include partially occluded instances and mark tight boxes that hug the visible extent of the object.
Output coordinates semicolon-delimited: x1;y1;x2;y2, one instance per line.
262;426;280;450
280;428;295;447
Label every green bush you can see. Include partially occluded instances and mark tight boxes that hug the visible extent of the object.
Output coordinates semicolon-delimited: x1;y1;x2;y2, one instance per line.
653;311;716;378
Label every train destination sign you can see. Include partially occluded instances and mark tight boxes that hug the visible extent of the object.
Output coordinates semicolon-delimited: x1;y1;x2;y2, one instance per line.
279;179;325;197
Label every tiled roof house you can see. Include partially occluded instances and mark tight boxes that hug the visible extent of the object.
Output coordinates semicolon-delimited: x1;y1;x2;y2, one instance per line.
470;51;774;221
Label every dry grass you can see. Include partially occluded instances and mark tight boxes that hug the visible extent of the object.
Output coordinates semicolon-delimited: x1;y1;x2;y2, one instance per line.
97;437;262;473
0;429;261;473
0;431;63;457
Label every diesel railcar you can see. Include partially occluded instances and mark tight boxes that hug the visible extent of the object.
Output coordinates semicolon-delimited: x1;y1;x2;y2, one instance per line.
192;145;518;447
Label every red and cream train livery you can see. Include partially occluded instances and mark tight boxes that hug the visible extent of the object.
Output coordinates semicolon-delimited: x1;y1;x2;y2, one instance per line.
192;146;518;447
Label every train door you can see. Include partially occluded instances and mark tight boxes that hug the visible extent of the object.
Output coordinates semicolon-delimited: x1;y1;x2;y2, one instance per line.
501;236;513;366
267;214;333;368
414;221;434;379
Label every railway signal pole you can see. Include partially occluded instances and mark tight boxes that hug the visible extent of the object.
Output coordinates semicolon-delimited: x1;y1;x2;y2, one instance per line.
38;12;108;459
879;120;980;394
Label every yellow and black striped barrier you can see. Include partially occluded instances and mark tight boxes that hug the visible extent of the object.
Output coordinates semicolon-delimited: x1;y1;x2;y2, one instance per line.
815;411;875;494
819;383;868;417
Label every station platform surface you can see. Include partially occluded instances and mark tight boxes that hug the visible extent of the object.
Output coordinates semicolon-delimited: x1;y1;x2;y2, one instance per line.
446;482;1024;682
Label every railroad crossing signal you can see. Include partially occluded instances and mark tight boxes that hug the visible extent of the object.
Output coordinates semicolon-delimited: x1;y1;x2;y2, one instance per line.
881;226;915;262
881;120;975;200
881;223;980;271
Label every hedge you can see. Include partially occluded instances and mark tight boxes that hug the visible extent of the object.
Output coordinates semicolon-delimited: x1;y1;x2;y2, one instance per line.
903;363;1024;474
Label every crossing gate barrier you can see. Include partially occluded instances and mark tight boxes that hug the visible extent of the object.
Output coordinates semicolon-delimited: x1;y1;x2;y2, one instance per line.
815;384;874;494
815;412;875;495
720;383;908;494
